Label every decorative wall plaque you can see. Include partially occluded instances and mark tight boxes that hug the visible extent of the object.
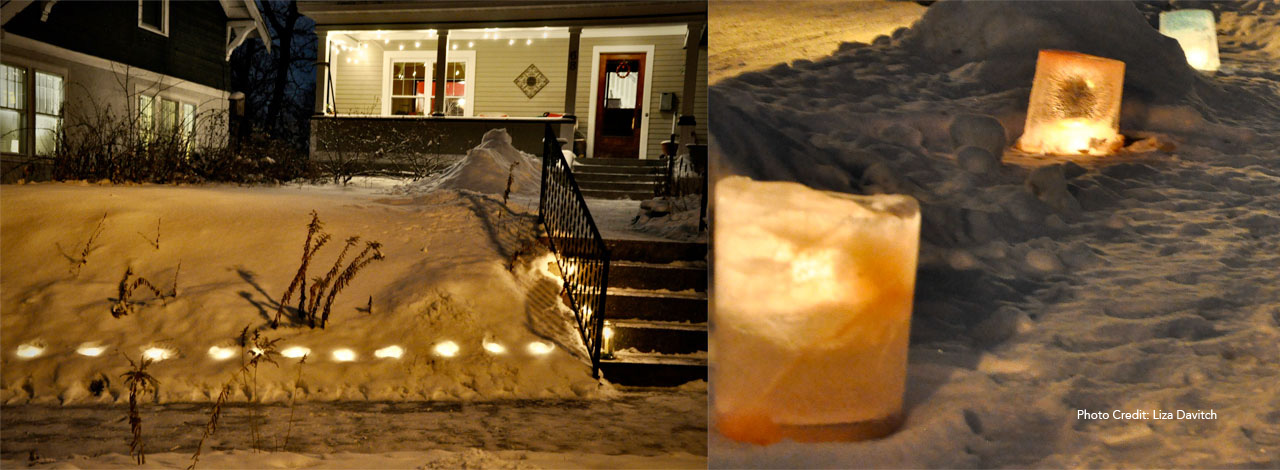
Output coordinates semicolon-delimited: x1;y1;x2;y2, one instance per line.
514;64;550;99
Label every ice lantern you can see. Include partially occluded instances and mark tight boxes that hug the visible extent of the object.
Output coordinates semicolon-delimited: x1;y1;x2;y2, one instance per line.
1160;10;1220;72
1016;50;1125;156
712;176;920;445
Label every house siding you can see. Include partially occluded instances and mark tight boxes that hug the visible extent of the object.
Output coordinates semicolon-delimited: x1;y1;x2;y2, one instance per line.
2;1;230;91
327;31;707;160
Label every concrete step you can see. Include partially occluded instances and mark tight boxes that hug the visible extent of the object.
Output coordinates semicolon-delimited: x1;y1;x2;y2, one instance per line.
609;260;707;292
576;157;665;167
599;353;706;387
605;239;706;264
607;319;706;355
578;181;660;192
575;172;663;183
574;164;660;175
606;287;706;323
581;189;652;200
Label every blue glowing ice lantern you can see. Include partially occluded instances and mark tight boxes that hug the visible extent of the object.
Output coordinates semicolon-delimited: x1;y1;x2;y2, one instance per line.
1159;9;1220;72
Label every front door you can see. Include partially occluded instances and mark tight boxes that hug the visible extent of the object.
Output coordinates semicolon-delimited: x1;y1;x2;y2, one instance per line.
593;53;646;159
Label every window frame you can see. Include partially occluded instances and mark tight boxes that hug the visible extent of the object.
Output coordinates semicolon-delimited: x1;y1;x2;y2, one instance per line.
1;62;28;156
138;93;196;150
137;0;169;37
381;49;475;117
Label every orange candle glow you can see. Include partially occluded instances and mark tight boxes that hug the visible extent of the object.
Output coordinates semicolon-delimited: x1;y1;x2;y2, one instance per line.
1016;50;1125;156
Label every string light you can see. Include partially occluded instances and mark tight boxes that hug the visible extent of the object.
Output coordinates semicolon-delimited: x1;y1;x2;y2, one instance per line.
415;41;420;48
526;39;532;45
467;41;474;48
399;44;404;50
451;44;458;50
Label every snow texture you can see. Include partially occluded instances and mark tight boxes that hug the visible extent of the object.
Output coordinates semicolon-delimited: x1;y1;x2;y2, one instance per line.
710;0;1280;467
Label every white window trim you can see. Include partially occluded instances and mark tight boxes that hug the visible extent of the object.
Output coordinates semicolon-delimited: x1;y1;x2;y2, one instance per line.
380;49;475;117
586;45;655;159
138;0;170;37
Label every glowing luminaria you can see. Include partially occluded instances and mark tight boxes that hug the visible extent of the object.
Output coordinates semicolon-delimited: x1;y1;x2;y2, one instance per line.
77;343;106;357
483;341;507;354
143;347;174;361
16;343;44;359
208;346;236;360
332;349;357;362
527;341;555;355
375;345;404;359
433;341;460;357
281;346;310;358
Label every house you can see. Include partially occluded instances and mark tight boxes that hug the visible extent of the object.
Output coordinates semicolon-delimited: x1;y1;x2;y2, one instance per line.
0;0;270;180
300;1;707;160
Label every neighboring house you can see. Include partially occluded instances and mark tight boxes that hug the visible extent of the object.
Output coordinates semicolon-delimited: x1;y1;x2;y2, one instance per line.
0;0;269;179
301;1;707;159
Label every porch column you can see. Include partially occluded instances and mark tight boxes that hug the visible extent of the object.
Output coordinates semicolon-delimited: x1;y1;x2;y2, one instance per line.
432;29;449;117
314;31;328;115
678;22;704;157
561;27;582;149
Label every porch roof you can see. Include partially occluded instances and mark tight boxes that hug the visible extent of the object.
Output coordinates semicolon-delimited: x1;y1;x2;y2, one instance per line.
298;1;706;30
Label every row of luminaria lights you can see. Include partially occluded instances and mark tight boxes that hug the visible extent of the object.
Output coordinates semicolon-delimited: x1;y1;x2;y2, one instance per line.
12;339;557;362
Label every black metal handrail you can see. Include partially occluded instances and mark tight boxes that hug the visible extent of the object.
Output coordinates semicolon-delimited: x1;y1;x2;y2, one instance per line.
537;124;610;379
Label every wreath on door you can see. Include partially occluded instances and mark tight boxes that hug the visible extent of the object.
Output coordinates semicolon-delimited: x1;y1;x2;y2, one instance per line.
614;61;632;79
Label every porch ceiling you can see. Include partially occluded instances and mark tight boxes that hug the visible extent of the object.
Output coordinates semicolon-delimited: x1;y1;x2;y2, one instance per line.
299;1;707;30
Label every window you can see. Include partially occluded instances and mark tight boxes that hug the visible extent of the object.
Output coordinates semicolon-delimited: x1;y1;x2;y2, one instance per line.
139;94;155;142
382;50;474;117
140;94;195;148
1;64;25;154
34;71;63;156
138;0;168;36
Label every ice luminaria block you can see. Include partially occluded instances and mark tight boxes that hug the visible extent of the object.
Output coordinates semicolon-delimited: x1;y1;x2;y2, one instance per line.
1160;9;1220;72
713;176;920;445
1016;50;1125;156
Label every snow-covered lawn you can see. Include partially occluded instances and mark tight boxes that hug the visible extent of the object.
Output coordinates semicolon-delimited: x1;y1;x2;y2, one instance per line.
0;130;707;467
710;1;1280;467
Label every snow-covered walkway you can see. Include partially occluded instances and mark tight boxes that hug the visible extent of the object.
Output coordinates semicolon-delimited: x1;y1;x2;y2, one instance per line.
1;388;707;468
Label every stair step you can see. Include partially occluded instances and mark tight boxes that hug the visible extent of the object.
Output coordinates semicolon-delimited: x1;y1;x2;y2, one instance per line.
599;355;707;387
575;173;663;183
605;239;706;264
577;158;666;167
582;189;652;200
607;319;706;355
609;260;707;292
578;181;659;192
606;288;706;323
574;165;659;175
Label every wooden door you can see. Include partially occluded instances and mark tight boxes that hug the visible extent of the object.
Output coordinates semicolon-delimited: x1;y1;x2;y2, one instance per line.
593;53;646;159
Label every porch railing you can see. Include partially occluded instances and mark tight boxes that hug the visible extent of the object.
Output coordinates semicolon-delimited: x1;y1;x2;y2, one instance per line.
537;123;610;379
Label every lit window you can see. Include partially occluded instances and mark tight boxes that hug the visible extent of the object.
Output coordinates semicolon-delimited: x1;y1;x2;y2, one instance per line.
139;95;154;143
382;50;473;117
1;64;26;154
138;0;168;36
431;61;468;116
180;102;195;151
34;71;63;156
390;61;428;115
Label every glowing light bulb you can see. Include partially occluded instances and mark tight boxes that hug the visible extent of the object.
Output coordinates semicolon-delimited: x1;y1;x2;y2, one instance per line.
208;346;235;360
399;44;404;50
332;349;357;362
526;39;532;45
384;38;389;44
603;325;614;341
77;343;106;357
457;98;465;107
281;346;310;358
483;341;506;355
527;341;554;355
16;343;44;359
451;44;457;50
434;341;460;357
415;41;420;48
249;347;264;356
508;39;515;46
143;347;173;362
467;41;474;48
375;345;404;359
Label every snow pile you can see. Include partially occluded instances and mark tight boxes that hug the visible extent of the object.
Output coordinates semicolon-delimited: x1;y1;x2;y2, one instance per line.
711;0;1280;467
1;182;603;405
399;128;543;196
2;449;708;469
632;195;706;242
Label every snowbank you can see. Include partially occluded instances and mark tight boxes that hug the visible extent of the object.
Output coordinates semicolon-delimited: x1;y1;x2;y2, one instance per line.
399;128;543;196
1;182;603;405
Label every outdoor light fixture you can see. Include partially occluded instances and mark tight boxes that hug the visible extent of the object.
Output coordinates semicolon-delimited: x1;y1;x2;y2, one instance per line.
375;345;404;359
77;343;106;357
281;346;310;358
1160;9;1220;72
15;342;44;359
483;340;507;355
433;341;459;357
468;41;475;48
527;341;555;356
208;346;236;360
713;176;920;445
1016;50;1125;156
143;347;174;362
332;348;357;362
